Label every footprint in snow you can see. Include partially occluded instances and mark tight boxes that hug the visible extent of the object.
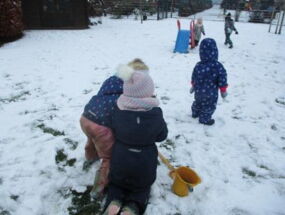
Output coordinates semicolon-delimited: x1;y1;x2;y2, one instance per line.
203;117;225;137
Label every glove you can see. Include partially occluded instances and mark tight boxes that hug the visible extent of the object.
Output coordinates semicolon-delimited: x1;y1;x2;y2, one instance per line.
221;91;228;99
235;31;238;35
190;87;194;94
203;32;205;36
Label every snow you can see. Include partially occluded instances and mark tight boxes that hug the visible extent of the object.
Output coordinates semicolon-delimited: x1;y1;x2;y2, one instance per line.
1;6;285;215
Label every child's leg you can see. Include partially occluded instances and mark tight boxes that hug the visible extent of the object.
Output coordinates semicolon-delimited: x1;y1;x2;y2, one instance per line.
85;137;100;161
125;187;151;214
225;33;229;45
94;126;114;186
80;116;115;193
103;200;122;215
225;33;233;46
199;100;216;125
90;127;114;197
191;100;201;118
80;116;99;161
195;39;199;47
121;201;140;215
103;183;125;214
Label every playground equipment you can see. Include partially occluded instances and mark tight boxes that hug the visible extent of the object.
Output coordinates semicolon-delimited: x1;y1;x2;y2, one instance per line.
158;152;202;197
173;20;195;53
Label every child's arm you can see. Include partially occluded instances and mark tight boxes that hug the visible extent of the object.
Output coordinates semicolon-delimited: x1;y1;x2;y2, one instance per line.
189;78;195;94
156;120;168;142
217;63;228;98
202;25;205;35
190;66;197;94
231;20;238;33
156;109;168;142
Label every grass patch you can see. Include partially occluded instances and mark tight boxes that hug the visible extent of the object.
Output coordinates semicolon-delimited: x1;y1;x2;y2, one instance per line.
160;96;170;101
259;165;270;171
0;91;30;103
68;186;102;215
64;138;79;150
271;124;278;131
55;149;68;164
55;149;77;170
83;89;92;94
10;195;19;201
0;207;11;215
160;139;175;150
82;160;94;172
37;123;65;136
242;167;256;177
66;158;77;167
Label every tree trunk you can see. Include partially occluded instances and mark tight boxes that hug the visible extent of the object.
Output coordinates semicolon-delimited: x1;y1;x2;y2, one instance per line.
0;0;23;39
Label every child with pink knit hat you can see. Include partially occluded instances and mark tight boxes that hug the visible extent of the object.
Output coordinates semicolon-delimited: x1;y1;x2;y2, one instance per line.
103;59;168;215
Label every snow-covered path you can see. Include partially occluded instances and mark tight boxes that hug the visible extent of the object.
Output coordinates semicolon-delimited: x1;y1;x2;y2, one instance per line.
1;8;285;215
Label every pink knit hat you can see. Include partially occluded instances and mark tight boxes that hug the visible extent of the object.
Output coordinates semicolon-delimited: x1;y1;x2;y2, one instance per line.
116;63;159;111
123;71;154;98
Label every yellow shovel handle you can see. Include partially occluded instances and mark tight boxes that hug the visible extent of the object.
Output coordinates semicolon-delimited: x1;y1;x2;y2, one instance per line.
158;151;175;171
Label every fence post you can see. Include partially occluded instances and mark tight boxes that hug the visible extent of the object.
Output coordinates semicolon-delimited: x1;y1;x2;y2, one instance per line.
170;0;174;18
140;0;143;23
268;7;276;32
275;11;281;34
278;10;285;34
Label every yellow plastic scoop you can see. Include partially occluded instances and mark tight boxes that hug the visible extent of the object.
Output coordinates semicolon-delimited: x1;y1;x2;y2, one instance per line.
158;152;201;197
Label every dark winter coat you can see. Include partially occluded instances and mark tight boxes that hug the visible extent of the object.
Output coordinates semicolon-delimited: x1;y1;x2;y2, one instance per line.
225;16;237;34
82;76;123;127
109;106;168;190
191;38;228;103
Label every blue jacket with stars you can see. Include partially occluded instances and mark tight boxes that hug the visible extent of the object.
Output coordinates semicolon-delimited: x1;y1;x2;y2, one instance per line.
82;76;123;127
191;38;228;101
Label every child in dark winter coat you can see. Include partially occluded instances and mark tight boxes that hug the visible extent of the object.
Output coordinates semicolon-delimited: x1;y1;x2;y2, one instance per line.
80;73;123;198
103;61;168;215
190;38;228;125
224;12;238;48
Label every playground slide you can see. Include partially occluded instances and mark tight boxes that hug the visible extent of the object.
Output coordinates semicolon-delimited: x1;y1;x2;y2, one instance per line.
173;30;191;53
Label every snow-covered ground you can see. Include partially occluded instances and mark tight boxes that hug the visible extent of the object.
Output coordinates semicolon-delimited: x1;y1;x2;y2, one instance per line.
1;6;285;215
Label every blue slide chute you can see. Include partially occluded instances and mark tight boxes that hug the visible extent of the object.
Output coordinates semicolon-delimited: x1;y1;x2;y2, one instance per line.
173;30;191;53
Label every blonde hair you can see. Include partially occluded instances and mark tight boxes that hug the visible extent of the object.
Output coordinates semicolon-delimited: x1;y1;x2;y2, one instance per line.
197;18;203;24
128;58;149;71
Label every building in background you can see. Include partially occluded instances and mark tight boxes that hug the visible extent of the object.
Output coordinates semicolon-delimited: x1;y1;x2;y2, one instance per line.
21;0;89;29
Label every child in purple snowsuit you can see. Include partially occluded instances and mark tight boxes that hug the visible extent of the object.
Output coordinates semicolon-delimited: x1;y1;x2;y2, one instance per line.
190;38;228;125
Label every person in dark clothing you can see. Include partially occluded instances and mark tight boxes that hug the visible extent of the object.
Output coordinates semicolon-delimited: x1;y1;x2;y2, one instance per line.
103;61;168;215
224;12;238;48
190;38;228;125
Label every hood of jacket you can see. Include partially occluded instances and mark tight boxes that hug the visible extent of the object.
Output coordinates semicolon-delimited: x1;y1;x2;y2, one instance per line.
97;75;123;96
199;38;219;62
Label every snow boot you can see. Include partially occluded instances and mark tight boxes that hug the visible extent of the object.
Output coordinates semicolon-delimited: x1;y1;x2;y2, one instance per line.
121;202;140;215
229;44;233;49
103;200;122;215
200;119;215;126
